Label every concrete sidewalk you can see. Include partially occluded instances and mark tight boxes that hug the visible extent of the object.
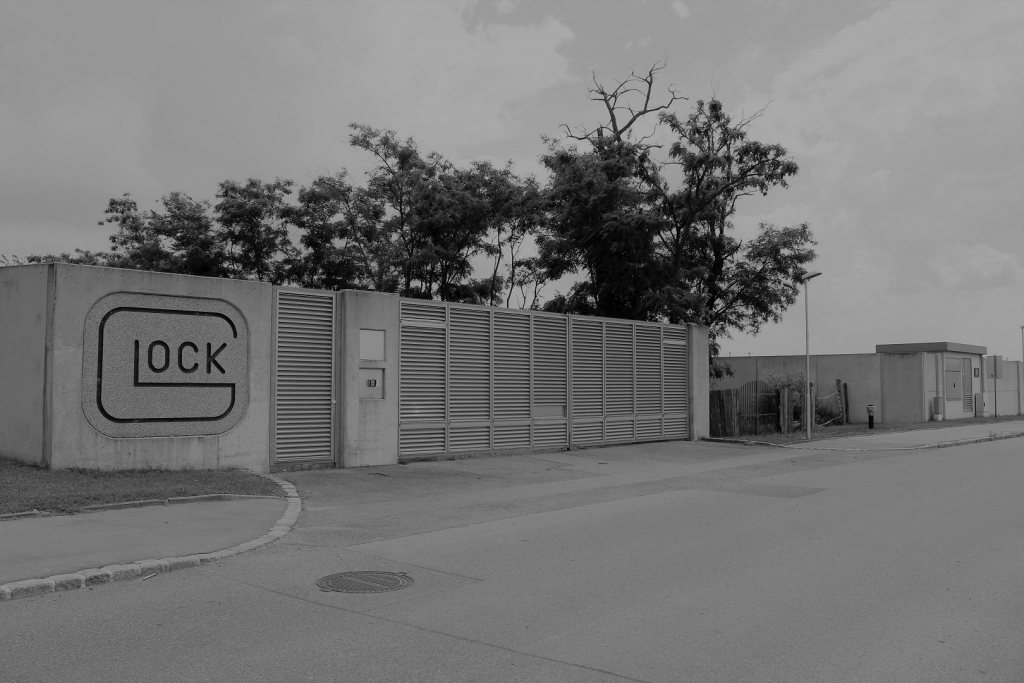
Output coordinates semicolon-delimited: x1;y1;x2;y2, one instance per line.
0;497;287;587
785;419;1024;450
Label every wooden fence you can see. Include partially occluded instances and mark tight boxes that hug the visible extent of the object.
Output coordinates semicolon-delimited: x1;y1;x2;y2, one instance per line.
710;382;796;437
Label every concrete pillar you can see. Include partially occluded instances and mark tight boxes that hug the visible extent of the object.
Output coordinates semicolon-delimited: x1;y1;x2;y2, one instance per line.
338;290;400;467
687;323;710;440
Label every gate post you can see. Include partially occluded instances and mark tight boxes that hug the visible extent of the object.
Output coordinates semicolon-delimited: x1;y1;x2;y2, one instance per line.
686;323;710;440
338;290;400;467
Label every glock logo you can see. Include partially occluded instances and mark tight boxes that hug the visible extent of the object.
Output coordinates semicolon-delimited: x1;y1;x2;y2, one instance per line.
83;293;249;438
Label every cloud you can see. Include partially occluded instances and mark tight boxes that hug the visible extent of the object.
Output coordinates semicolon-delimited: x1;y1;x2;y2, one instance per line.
927;243;1024;290
0;81;160;226
732;0;1023;297
0;1;577;255
625;36;653;51
273;2;576;168
746;0;1022;164
671;1;691;21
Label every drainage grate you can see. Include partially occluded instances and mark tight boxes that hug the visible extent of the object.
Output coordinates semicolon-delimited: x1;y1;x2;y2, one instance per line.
316;571;413;593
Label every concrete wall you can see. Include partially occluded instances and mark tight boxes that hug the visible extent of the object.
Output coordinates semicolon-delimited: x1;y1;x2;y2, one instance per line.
338;290;400;466
0;264;52;465
714;353;881;424
47;265;274;471
879;353;927;424
687;323;710;440
984;358;1023;417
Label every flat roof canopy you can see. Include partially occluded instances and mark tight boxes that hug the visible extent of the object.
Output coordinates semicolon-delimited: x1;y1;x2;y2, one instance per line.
875;342;987;355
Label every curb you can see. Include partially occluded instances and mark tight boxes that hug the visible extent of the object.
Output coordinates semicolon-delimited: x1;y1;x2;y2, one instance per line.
0;474;300;603
702;430;1024;453
0;494;283;521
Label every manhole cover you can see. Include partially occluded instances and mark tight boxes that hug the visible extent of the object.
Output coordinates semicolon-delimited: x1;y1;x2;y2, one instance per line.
316;571;413;593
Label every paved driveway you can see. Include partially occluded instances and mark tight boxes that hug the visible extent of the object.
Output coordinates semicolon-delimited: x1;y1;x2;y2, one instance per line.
2;437;1022;682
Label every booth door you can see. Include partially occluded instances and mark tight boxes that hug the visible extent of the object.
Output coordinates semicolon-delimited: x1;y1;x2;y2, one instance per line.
962;359;973;414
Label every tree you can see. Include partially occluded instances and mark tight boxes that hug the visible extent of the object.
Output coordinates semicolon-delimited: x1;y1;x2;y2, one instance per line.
510;257;548;310
538;137;666;319
341;185;401;293
96;192;226;276
148;192;226;277
1;249;116;267
471;161;544;307
348;124;432;297
412;161;492;301
541;62;816;356
655;98;813;342
282;173;360;290
214;178;295;283
99;193;171;271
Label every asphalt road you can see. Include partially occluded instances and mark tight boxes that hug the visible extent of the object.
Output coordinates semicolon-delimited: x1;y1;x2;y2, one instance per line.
2;438;1022;682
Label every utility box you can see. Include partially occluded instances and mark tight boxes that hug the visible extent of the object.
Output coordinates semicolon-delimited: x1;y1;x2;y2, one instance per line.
974;393;986;417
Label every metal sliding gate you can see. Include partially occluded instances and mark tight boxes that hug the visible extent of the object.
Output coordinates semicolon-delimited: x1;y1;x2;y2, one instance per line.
399;301;688;457
272;289;336;462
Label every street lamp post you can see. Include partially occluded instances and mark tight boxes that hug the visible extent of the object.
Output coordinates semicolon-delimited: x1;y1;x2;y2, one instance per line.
798;271;822;440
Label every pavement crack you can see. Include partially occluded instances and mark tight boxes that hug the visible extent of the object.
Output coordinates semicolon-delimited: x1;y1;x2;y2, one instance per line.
236;581;658;683
341;548;485;582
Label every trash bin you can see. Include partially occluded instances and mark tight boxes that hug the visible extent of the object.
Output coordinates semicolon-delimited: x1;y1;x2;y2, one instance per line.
866;404;875;429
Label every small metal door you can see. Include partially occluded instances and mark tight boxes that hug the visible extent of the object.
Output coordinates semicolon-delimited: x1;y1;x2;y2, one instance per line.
962;359;973;413
272;289;336;462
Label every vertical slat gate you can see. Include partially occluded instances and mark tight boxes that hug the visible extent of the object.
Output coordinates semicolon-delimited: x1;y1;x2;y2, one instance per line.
273;289;335;462
571;317;603;445
397;301;690;458
532;314;568;447
449;307;491;451
635;324;664;440
663;325;688;439
605;322;635;442
399;302;447;455
493;310;531;450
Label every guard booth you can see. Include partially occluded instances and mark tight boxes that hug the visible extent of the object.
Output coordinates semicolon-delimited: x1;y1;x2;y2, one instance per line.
0;264;709;471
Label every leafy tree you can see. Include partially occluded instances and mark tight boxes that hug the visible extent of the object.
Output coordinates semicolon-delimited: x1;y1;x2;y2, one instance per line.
148;192;225;277
471;162;544;307
341;185;401;293
538;137;666;319
99;194;172;271
214;178;295;283
95;192;225;275
541;62;816;356
508;256;548;310
655;99;813;339
282;173;360;290
412;162;493;301
0;250;116;267
348;124;432;297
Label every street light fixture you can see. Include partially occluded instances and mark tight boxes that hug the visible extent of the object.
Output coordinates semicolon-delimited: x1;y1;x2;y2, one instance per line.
797;271;822;440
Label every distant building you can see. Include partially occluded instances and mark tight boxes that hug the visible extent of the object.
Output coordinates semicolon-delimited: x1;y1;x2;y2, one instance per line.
715;342;1022;425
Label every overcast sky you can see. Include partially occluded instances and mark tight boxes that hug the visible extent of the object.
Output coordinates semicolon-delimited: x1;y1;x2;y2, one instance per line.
1;0;1022;359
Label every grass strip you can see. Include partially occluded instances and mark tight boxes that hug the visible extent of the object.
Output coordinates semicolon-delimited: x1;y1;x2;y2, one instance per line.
0;459;283;516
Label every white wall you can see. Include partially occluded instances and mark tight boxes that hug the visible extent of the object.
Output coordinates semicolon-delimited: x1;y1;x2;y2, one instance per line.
47;265;274;471
0;265;52;465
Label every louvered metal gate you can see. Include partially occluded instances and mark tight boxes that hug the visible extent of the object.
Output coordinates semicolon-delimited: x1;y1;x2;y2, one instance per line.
398;300;688;457
272;289;336;462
